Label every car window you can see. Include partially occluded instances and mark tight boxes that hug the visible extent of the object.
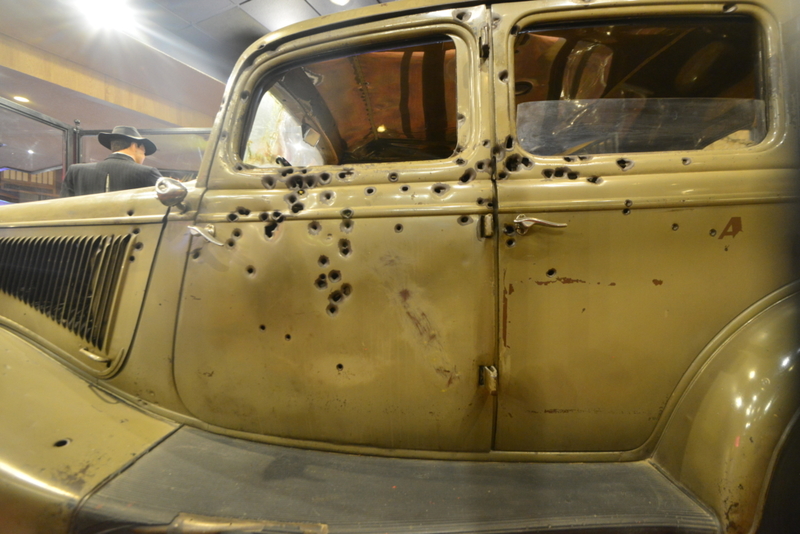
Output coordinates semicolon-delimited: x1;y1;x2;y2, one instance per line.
513;17;765;156
242;36;458;167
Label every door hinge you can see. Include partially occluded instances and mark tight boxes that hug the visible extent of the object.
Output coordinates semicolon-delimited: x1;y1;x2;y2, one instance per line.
479;365;498;395
480;213;494;238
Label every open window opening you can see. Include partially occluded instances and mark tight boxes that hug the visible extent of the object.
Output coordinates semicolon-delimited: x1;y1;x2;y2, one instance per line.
242;35;458;167
513;16;766;156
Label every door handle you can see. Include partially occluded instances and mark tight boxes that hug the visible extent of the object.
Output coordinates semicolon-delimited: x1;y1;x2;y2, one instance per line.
188;224;224;246
513;214;568;235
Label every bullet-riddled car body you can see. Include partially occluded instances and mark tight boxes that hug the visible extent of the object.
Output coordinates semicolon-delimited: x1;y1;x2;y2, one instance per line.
1;0;799;532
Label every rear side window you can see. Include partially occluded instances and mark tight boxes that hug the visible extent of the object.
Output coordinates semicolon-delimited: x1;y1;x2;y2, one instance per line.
513;16;765;156
243;36;457;167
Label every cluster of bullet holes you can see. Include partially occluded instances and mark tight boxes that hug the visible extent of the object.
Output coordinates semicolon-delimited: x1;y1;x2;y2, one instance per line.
261;170;332;191
314;254;353;317
263;211;285;238
476;197;494;208
283;192;305;214
339;239;352;257
503;223;516;247
542;167;579;180
505;154;533;173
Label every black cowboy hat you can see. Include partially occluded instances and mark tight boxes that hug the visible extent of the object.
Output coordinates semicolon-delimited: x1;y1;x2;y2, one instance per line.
98;126;157;156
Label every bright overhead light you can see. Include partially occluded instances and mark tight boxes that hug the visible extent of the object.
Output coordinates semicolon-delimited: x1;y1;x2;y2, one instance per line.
74;0;138;33
330;0;350;6
27;150;34;155
12;96;30;103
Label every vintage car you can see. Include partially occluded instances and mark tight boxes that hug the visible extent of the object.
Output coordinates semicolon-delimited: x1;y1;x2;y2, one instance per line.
1;0;798;532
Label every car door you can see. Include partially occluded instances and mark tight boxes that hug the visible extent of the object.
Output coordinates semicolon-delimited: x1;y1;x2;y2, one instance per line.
490;2;800;451
173;7;499;452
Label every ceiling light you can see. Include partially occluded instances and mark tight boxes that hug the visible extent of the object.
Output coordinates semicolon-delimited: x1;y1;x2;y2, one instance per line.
74;0;138;33
27;150;34;154
376;125;386;133
12;96;30;103
330;0;350;6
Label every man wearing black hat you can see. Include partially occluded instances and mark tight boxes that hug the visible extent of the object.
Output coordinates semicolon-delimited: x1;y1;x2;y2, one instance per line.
61;126;162;197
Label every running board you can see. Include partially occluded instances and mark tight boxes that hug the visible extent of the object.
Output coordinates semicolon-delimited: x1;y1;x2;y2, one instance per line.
75;427;719;533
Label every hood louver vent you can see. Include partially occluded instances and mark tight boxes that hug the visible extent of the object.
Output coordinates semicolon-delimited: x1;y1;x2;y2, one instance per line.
0;234;133;352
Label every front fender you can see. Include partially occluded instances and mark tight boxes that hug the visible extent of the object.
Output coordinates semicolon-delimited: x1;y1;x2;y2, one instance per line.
653;285;800;534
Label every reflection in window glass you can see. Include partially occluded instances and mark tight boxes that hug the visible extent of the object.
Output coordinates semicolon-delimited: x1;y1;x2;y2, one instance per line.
513;17;765;155
0;107;65;203
244;36;457;167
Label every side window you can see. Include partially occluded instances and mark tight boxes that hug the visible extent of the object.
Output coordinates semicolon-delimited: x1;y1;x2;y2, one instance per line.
243;36;458;167
513;16;765;156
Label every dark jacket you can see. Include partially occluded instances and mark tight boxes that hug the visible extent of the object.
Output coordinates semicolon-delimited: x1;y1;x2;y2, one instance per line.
61;153;161;197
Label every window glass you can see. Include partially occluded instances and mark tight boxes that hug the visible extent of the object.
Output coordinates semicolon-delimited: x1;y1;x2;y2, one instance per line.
513;17;765;155
243;36;457;167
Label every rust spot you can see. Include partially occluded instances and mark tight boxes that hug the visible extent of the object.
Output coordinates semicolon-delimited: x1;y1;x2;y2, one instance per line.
653;279;664;286
405;311;439;347
435;366;461;388
544;408;578;414
609;282;616;286
508;284;515;295
557;277;586;284
535;280;556;286
399;289;411;302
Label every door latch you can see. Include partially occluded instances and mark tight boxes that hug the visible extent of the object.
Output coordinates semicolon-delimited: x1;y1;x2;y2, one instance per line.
188;224;224;246
479;365;498;395
513;214;568;235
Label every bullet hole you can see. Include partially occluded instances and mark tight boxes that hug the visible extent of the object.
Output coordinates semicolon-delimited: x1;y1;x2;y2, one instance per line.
237;207;251;216
221;130;228;139
246;266;255;275
563;156;577;163
226;239;236;248
315;275;328;290
54;439;71;448
191;249;201;260
546;268;557;277
329;290;344;303
515;81;533;96
341;208;353;219
672;224;679;231
227;213;238;222
498;171;508;180
339;239;352;257
625;199;633;208
710;229;717;237
240;90;250;101
458;215;472;225
682;157;692;166
567;171;579;180
132;228;140;234
291;203;304;213
456;158;466;166
617;158;634;171
432;183;450;195
459;169;476;183
259;325;266;331
340;220;354;233
506;155;521;172
482;139;491;147
321;191;335;204
301;169;309;175
264;222;279;238
499;70;509;82
511;25;519;35
401;185;410;192
308;221;321;235
341;283;352;296
477;198;485;205
365;187;376;196
388;172;399;182
329;270;341;282
127;209;134;216
503;224;515;235
327;305;339;316
262;176;277;189
336;363;344;370
257;212;270;222
506;238;516;247
492;145;503;157
338;169;354;180
587;176;603;184
622;208;631;215
272;211;285;223
235;164;244;172
287;175;304;189
129;256;136;262
286;193;298;204
723;3;737;12
455;10;470;21
395;224;404;233
318;255;329;267
304;176;316;189
543;169;554;178
134;242;144;250
285;334;292;340
554;167;566;178
505;136;514;150
319;172;332;184
579;155;593;161
230;229;241;239
476;161;486;171
281;168;294;177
